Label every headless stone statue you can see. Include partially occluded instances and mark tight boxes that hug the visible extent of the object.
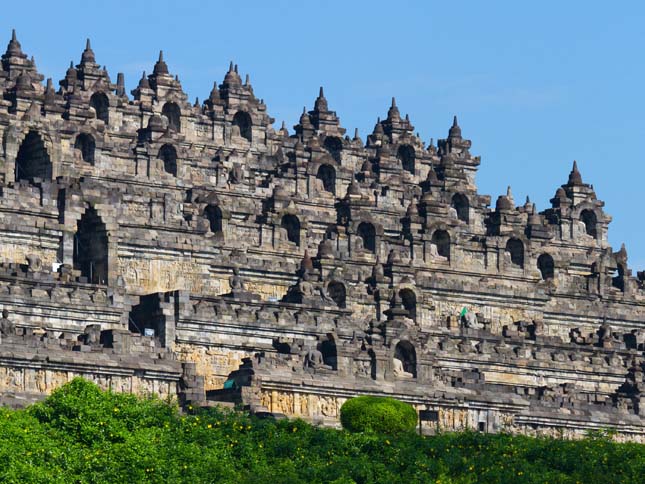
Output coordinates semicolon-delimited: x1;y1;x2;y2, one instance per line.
83;324;101;346
58;264;73;283
317;238;334;259
229;164;243;184
298;272;315;298
598;323;617;348
26;254;42;273
304;346;331;370
429;243;448;262
279;227;290;244
229;267;245;292
319;286;335;305
462;309;483;329
392;356;413;378
0;309;14;336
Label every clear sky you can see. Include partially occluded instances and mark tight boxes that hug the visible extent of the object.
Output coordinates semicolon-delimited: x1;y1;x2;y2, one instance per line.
2;1;644;269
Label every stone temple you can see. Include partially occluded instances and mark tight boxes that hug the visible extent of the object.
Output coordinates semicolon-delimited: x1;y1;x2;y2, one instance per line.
0;31;644;440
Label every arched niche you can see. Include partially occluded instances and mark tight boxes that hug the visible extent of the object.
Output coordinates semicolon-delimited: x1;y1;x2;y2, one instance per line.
204;205;223;234
451;193;469;223
537;253;555;280
327;281;346;308
394;341;417;378
323;136;343;163
90;92;109;124
158;144;178;176
612;264;625;292
316;164;336;195
580;209;598;238
506;238;524;268
128;294;168;346
281;214;301;246
73;206;108;285
357;222;376;253
431;229;450;260
15;130;51;182
233;111;252;142
162;102;181;132
399;288;417;321
397;144;415;174
74;133;95;165
320;335;337;370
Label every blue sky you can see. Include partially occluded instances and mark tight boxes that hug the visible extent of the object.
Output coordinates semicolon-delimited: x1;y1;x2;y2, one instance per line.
3;1;645;269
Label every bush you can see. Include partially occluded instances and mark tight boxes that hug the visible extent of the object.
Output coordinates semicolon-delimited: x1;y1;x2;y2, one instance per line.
340;396;417;434
0;379;643;483
28;377;176;445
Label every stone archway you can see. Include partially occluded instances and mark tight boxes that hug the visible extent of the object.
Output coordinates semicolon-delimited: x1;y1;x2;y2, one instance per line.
16;130;51;182
73;206;108;285
162;102;181;132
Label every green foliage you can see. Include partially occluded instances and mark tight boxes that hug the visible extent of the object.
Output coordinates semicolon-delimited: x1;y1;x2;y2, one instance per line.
29;377;176;445
340;396;417;434
0;378;642;483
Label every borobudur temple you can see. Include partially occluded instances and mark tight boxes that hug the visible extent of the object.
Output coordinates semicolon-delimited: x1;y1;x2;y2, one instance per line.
0;31;644;440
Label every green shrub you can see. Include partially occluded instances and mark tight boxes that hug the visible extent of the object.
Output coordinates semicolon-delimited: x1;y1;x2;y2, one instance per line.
340;396;417;434
0;379;643;483
28;377;176;445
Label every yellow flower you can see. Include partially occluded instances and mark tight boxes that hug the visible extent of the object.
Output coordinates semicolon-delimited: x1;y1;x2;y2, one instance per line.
207;424;212;429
